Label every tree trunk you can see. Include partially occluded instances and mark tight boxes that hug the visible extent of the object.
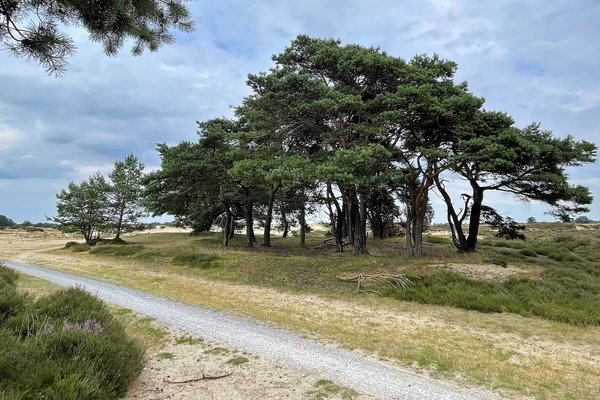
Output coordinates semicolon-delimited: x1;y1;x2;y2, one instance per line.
223;209;232;246
299;202;306;248
115;204;125;240
229;215;235;239
262;183;280;247
369;208;385;239
245;201;254;248
464;181;484;252
406;176;432;257
352;191;368;255
281;207;289;238
434;176;468;252
326;182;344;252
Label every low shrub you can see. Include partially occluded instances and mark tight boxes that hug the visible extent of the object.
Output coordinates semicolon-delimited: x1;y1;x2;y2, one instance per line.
71;243;91;252
389;269;600;325
0;267;144;399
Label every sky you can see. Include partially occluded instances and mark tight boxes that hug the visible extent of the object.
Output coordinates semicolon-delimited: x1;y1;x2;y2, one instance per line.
1;0;599;224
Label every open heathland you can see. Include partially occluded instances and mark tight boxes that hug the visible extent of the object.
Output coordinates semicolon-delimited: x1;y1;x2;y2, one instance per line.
4;224;600;399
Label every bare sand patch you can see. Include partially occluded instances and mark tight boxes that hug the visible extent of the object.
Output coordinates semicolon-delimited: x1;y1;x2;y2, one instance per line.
433;263;536;281
125;330;369;400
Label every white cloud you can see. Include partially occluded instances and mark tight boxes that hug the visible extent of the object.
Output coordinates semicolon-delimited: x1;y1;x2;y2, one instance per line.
0;0;598;221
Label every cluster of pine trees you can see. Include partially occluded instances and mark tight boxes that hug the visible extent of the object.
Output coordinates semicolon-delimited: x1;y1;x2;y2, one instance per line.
140;36;596;256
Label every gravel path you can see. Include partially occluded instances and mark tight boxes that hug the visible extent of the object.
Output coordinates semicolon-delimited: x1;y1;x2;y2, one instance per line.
5;260;501;400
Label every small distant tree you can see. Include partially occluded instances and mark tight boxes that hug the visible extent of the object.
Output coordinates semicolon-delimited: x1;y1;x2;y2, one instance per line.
0;215;16;227
52;172;110;243
527;217;537;224
574;215;593;224
108;154;146;240
482;206;526;240
20;220;32;227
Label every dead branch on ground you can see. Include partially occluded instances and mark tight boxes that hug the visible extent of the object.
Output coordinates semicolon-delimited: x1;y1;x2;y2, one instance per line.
163;372;233;384
336;273;416;295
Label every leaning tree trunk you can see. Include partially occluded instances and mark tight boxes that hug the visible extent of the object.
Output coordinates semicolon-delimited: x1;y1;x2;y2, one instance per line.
434;175;468;252
262;183;280;247
352;191;369;255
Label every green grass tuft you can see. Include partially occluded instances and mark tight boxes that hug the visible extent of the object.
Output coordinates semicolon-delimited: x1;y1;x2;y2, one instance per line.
307;379;358;400
175;335;203;345
226;356;249;366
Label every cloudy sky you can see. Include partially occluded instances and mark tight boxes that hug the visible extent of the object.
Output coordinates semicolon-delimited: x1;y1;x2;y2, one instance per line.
1;0;599;224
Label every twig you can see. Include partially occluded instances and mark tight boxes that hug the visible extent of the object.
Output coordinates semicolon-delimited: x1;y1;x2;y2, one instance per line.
163;372;233;384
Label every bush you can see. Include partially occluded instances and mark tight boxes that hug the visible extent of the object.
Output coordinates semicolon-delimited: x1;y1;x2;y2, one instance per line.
0;270;144;399
71;243;91;252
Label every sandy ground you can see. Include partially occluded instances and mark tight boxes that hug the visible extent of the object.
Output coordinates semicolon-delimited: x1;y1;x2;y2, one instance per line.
0;229;369;400
125;330;363;400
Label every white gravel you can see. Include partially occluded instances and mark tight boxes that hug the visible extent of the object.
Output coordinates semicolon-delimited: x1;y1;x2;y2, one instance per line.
4;260;502;400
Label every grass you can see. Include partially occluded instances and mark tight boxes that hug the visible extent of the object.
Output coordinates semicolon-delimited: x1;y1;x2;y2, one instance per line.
157;352;174;360
307;379;358;400
226;356;249;366
175;335;203;345
0;264;145;400
26;224;600;399
70;225;600;326
205;347;230;355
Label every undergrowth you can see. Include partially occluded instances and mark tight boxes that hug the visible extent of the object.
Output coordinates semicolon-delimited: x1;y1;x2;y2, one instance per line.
76;224;600;326
0;264;144;400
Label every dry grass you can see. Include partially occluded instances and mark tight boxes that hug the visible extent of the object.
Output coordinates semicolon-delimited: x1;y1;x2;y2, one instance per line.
7;224;600;399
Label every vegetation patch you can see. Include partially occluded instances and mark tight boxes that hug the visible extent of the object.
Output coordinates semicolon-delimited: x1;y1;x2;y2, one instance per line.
157;352;174;360
90;244;145;257
70;243;91;252
307;379;358;400
0;264;144;400
172;253;221;269
175;335;204;345
226;356;249;366
205;347;229;355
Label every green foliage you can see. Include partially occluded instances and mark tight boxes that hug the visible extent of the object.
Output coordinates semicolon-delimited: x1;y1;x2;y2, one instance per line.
574;216;593;224
1;0;193;75
0;215;16;227
0;269;144;399
108;154;147;238
482;206;526;241
52;172;111;243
